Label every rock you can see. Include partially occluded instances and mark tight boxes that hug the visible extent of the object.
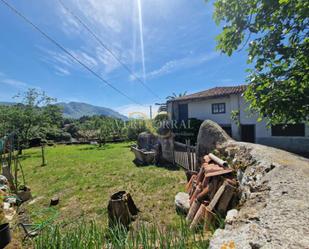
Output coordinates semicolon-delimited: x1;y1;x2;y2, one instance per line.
225;209;238;224
0;185;9;192
196;120;232;166
195;120;309;248
5;197;17;205
50;196;59;206
175;192;190;214
236;169;243;183
0;175;8;185
137;132;158;150
208;141;309;249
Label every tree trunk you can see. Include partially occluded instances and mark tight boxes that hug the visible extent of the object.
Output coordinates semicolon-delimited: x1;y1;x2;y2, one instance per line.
107;191;139;229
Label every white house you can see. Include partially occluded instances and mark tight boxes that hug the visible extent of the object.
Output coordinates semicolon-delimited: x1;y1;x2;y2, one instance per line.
167;85;309;155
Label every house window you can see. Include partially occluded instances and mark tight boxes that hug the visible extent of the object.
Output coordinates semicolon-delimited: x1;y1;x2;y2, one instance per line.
212;103;226;114
271;124;305;137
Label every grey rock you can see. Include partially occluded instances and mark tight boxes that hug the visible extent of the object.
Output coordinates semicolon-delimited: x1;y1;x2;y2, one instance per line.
0;175;8;185
225;209;238;224
137;132;158;150
175;192;190;214
194;120;309;248
209;140;309;249
196;120;231;166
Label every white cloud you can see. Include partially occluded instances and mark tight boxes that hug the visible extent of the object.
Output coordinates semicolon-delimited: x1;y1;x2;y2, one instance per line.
54;65;71;76
146;52;220;79
0;74;39;91
115;104;159;118
0;78;29;88
41;48;99;75
46;0;183;78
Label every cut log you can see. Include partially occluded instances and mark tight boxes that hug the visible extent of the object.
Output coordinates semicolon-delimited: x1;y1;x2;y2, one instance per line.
204;206;215;231
107;191;139;228
208;153;228;167
216;182;236;216
189;183;202;205
208;182;226;211
190;203;207;230
196;185;210;202
185;175;196;193
186;199;201;223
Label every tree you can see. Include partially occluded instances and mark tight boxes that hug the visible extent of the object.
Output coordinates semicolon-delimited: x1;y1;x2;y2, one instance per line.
166;92;187;100
211;0;309;124
93;117;112;146
0;89;62;152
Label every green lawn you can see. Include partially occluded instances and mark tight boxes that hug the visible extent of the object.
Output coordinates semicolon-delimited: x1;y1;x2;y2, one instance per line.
21;142;185;227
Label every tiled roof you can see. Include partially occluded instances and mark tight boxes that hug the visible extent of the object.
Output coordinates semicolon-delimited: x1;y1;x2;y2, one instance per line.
168;85;247;102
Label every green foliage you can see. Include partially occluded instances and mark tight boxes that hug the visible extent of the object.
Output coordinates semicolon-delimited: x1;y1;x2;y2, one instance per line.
154;113;168;123
77;116;131;144
166;92;187;100
211;0;309;124
33;220;209;249
174;118;203;145
231;110;240;126
0;89;62;148
126;120;149;141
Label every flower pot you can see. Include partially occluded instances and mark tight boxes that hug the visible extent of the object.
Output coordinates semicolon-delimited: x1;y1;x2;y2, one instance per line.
0;223;11;249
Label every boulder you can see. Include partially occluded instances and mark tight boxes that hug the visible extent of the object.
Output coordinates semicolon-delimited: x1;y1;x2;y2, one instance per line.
196;120;232;166
175;192;190;214
0;175;8;186
137;132;158;150
193;120;309;248
225;209;238;224
208;140;309;249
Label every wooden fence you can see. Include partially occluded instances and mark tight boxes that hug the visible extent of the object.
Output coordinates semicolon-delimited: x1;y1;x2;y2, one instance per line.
173;140;197;171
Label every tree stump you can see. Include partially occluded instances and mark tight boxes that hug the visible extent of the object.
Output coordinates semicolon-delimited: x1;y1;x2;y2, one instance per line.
107;191;139;229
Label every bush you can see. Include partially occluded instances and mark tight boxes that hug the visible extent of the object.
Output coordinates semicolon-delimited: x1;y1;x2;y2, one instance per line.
126;120;149;141
174;118;203;145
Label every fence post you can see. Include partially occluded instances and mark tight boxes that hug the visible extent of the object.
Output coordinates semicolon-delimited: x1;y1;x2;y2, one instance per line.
186;139;191;171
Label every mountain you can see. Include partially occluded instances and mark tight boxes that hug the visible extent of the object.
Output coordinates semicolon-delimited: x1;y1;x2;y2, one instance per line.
0;101;16;106
0;101;127;120
56;102;128;120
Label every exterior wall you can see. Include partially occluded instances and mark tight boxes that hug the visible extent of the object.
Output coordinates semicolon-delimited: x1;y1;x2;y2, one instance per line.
168;94;309;154
188;97;232;125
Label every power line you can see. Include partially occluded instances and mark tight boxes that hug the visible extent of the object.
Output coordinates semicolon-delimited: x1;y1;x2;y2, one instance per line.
1;0;143;106
57;0;161;100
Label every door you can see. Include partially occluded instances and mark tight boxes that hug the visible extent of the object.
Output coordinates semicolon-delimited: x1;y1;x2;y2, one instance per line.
241;125;255;143
178;104;188;122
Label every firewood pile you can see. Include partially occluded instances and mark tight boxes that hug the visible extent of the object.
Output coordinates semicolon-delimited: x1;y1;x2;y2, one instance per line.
184;153;237;230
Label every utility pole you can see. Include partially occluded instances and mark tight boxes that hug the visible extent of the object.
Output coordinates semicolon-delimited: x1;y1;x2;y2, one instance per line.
149;105;153;119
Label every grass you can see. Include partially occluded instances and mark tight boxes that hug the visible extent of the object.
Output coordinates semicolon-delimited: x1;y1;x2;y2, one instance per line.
33;220;210;249
21;142;185;228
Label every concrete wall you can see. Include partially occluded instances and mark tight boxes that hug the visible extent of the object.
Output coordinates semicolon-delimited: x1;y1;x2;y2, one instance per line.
256;137;309;154
158;135;175;163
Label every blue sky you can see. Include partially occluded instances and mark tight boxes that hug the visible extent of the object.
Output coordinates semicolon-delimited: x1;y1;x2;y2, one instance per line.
0;0;249;116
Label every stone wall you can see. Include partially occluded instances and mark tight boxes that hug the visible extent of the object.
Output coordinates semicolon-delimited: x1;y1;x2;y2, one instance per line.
195;120;309;249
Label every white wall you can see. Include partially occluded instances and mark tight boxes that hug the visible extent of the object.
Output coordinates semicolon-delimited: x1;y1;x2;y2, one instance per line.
188;97;232;125
238;97;270;138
